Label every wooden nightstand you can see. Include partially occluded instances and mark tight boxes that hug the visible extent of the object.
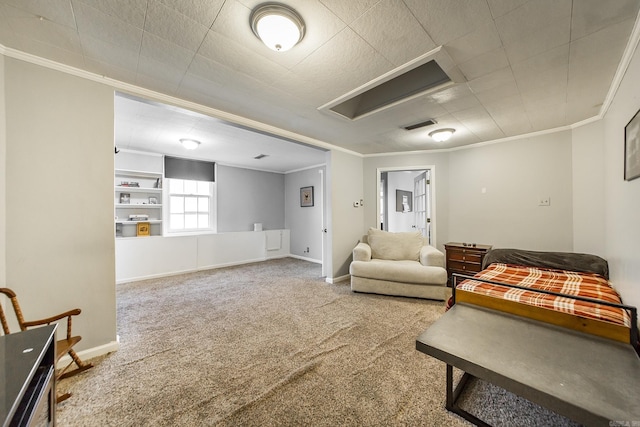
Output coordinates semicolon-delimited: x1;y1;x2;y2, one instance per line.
444;242;492;285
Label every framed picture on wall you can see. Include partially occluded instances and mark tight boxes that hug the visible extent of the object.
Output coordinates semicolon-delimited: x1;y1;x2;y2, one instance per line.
625;108;640;181
300;186;314;207
396;190;412;212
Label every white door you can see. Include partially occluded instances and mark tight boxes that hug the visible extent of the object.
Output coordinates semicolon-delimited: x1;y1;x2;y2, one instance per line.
377;166;436;244
320;169;327;277
413;170;431;243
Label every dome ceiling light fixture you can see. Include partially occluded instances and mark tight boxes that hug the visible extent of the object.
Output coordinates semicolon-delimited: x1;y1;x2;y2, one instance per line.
429;128;456;142
250;3;305;52
180;138;201;150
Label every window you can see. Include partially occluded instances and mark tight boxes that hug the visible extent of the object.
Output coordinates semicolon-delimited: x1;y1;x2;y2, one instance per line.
167;178;213;231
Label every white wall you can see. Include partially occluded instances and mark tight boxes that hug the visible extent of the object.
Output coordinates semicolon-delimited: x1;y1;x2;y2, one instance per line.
0;53;5;288
600;40;640;310
4;58;117;351
285;166;324;261
115;230;290;283
113;150;294;280
572;121;606;256
448;131;574;251
328;150;364;279
217;165;285;232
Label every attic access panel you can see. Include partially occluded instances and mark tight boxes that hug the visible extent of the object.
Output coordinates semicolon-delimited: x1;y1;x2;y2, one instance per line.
319;47;465;121
331;61;449;120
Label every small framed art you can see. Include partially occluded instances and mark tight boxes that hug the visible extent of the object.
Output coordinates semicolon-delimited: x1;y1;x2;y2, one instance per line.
395;190;412;212
300;186;314;207
624;107;640;181
136;222;150;237
120;193;130;204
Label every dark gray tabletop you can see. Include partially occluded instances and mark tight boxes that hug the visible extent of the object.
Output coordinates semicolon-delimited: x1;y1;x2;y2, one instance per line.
416;303;640;426
0;325;56;427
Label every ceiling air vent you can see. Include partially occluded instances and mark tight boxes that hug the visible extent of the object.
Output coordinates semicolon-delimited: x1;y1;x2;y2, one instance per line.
319;47;465;121
403;119;437;131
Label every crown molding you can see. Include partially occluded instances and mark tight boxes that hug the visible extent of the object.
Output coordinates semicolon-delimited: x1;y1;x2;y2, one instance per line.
599;9;640;118
3;12;640;161
284;163;326;174
367;13;640;158
0;44;361;159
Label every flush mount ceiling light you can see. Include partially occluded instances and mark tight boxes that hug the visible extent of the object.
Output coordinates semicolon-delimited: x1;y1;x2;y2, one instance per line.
180;138;201;150
250;3;305;52
429;128;456;142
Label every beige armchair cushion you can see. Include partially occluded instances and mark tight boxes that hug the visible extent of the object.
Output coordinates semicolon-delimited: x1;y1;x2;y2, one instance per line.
350;259;447;285
367;227;422;261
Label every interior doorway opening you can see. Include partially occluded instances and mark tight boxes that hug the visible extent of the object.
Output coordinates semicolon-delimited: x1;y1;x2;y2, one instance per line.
377;166;436;245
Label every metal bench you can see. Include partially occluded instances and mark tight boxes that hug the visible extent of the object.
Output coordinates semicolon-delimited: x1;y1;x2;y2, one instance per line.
416;302;640;426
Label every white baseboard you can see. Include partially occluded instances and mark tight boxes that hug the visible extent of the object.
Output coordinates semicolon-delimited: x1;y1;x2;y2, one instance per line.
57;339;120;368
116;255;329;284
116;257;271;284
325;274;350;284
116;268;201;284
288;254;322;264
120;255;336;284
197;257;269;272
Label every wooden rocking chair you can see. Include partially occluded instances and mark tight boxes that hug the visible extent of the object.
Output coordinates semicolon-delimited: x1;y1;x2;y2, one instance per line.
0;287;94;403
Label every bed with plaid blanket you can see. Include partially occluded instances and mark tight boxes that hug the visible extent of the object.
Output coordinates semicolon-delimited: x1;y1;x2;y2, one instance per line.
456;262;631;328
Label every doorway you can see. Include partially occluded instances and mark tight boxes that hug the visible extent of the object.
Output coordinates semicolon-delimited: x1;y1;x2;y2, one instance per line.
377;166;436;245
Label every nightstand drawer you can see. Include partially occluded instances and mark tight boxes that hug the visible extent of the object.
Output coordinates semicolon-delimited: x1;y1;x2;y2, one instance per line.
447;250;482;263
447;260;482;273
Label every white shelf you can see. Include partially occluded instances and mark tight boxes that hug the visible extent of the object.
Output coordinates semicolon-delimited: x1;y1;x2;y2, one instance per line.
116;220;162;224
115;235;163;240
115;168;162;178
115;186;162;193
115;204;163;208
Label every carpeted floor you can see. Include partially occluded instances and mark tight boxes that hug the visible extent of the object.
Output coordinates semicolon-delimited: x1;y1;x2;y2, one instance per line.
56;258;578;426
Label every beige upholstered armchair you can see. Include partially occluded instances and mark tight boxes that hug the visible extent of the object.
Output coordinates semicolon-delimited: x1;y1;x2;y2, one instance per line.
349;228;448;300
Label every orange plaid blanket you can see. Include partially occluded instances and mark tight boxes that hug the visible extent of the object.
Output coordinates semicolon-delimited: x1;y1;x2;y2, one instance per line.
456;263;630;327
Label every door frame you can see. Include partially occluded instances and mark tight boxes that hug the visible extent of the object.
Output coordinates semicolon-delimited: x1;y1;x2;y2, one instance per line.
319;168;326;277
376;165;437;245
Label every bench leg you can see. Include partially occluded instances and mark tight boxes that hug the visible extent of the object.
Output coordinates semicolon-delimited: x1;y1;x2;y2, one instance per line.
445;364;491;427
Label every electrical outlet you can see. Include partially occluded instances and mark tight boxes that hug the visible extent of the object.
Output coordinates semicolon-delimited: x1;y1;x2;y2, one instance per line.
539;197;550;206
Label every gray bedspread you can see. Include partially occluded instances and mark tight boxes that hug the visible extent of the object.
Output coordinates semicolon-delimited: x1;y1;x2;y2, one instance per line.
482;248;609;280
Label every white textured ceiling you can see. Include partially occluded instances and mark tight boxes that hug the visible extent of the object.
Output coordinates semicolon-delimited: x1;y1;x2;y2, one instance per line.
1;0;639;168
114;93;327;173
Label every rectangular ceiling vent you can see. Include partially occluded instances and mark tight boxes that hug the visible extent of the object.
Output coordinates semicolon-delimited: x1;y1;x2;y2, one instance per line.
404;119;437;131
318;47;465;121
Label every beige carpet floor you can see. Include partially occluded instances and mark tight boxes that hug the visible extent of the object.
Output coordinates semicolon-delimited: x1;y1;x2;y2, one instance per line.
56;258;577;426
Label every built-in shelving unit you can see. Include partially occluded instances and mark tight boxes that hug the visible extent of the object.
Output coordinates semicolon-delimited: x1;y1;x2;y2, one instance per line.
115;167;163;237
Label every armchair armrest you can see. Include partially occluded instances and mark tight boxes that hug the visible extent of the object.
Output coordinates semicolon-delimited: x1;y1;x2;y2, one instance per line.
353;242;372;262
420;245;445;268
